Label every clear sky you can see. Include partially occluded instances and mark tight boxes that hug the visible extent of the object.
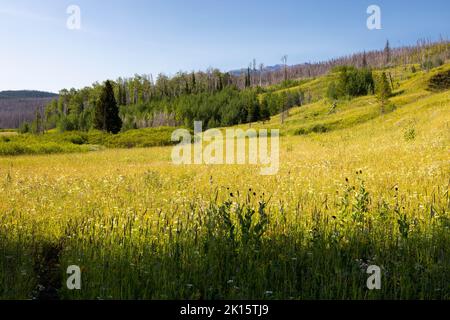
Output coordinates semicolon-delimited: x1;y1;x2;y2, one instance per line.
1;0;449;92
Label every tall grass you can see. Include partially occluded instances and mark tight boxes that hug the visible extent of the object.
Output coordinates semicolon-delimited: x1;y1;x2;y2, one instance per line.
0;127;178;156
0;63;448;300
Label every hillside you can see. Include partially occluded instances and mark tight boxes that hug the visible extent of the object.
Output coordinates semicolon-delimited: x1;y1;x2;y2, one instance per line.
0;90;57;129
0;90;57;99
1;61;448;300
1;62;449;154
238;63;450;137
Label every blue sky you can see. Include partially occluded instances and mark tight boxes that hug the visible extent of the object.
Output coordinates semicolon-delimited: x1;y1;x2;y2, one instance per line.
1;0;449;92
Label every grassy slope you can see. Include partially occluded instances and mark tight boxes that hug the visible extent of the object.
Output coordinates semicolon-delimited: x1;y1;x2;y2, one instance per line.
242;63;450;137
0;63;449;299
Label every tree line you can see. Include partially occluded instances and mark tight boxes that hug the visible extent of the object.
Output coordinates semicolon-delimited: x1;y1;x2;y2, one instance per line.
41;70;305;134
17;38;448;133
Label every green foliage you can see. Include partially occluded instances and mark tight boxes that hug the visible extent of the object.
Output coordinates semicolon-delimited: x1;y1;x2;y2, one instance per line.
428;69;450;91
327;66;374;100
46;80;268;132
375;72;392;109
94;80;122;134
267;79;305;92
326;82;339;100
0;137;91;156
261;89;304;116
403;122;416;141
0;126;178;156
30;110;44;135
294;123;330;135
18;122;30;134
94;127;177;148
44;70;244;133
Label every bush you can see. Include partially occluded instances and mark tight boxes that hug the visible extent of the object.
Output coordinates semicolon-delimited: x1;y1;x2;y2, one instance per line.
428;69;450;91
294;124;330;135
310;124;329;133
62;133;88;145
261;89;304;116
404;126;416;141
0;140;90;156
104;127;176;148
19;122;30;134
327;66;374;100
0;126;180;156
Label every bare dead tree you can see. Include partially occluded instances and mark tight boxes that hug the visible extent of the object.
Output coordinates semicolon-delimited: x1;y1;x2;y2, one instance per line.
259;63;264;87
281;55;288;82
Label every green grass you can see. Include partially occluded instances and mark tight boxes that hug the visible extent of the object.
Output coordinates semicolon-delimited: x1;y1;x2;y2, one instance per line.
0;62;449;300
0;127;178;156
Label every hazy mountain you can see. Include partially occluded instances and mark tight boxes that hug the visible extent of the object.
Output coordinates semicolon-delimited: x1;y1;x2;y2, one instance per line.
0;91;58;129
229;64;284;76
0;90;57;99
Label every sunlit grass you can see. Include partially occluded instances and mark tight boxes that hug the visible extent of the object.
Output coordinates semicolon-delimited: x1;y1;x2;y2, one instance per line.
0;64;449;299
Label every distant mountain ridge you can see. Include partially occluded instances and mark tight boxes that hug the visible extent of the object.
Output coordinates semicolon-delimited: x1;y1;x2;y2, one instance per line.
0;90;58;99
229;64;284;76
0;91;58;129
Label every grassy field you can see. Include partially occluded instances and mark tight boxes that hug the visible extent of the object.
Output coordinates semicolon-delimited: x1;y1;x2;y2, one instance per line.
0;127;177;156
0;65;449;299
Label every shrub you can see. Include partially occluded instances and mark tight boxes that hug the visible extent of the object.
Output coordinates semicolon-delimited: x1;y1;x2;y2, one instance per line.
19;122;30;134
310;124;329;133
294;124;330;135
428;69;450;91
375;72;392;110
327;66;374;99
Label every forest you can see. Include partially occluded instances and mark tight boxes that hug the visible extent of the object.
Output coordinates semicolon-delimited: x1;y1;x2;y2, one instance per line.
2;39;444;135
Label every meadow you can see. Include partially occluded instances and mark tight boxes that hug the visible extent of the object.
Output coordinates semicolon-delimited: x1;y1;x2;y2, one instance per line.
0;64;449;299
0;127;177;156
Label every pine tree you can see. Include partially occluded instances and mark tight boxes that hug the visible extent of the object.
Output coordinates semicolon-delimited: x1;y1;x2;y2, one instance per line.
376;72;392;112
247;101;260;123
245;67;251;88
94;80;122;134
